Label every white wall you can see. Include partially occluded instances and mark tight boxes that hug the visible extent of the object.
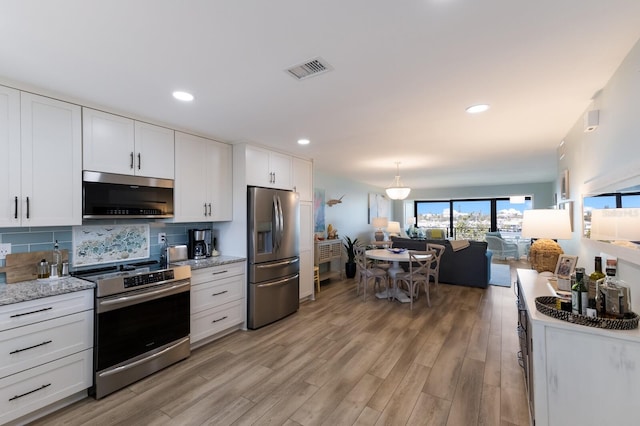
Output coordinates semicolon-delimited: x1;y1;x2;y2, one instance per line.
313;171;391;244
559;37;640;309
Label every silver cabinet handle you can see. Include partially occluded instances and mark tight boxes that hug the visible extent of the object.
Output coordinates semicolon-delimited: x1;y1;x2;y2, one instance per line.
211;316;228;323
203;203;207;216
137;153;141;170
212;290;228;296
208;203;212;216
130;152;134;169
14;196;18;219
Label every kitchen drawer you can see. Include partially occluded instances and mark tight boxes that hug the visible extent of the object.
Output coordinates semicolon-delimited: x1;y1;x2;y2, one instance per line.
190;262;245;286
0;349;92;425
191;274;244;314
191;299;243;344
0;290;93;332
1;310;93;379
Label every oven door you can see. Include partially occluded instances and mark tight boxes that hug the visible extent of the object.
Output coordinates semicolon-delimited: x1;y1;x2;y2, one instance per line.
94;279;190;398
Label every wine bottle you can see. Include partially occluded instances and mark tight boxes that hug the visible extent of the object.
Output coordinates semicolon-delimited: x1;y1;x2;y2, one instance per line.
571;267;588;315
588;256;605;316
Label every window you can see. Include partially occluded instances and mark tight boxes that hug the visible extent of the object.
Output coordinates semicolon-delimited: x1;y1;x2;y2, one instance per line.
414;197;531;240
582;192;640;236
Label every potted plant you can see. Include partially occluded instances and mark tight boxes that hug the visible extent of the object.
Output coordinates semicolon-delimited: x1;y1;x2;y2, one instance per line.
343;236;359;278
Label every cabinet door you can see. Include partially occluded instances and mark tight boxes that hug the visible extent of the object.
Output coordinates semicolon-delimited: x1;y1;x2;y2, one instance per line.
82;108;135;175
21;93;82;226
134;121;175;179
174;132;209;222
269;151;292;189
208;140;232;221
0;86;20;227
245;145;272;187
292;157;313;201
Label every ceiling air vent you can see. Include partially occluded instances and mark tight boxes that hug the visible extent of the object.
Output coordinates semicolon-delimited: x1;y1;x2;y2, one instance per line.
286;57;333;80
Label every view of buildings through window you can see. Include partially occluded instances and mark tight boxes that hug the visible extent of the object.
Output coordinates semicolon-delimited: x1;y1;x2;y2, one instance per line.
582;192;640;237
413;197;533;240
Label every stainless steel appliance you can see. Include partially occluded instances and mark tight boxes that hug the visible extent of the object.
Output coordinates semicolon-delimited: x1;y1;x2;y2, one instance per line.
247;186;300;329
75;261;191;399
188;229;208;259
82;170;174;219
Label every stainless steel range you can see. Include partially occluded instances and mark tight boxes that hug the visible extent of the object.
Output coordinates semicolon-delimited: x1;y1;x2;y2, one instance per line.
75;261;191;399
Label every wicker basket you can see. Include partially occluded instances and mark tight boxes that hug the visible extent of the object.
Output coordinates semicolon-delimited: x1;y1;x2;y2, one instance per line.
535;296;639;330
528;239;563;273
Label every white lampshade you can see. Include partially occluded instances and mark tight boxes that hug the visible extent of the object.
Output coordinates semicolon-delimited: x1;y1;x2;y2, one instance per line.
590;208;640;242
386;221;401;236
521;209;572;240
385;162;411;200
372;217;388;229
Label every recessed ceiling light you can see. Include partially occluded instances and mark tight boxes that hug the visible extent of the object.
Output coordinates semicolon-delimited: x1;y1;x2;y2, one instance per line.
297;138;310;145
172;91;194;101
465;104;490;114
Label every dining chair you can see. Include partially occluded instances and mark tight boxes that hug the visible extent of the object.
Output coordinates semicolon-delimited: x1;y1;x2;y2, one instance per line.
426;243;445;290
354;245;388;301
396;250;434;310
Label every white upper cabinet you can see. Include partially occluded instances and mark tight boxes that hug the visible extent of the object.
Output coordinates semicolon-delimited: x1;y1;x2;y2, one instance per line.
134;121;175;179
82;108;174;179
292;157;313;202
174;132;232;222
0;86;21;227
1;91;82;227
246;145;292;189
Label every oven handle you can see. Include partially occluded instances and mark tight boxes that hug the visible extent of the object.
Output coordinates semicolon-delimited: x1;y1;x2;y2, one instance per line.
98;337;190;378
97;280;190;313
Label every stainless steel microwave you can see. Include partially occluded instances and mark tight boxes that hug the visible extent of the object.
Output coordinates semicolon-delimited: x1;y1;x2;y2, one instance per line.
82;171;174;219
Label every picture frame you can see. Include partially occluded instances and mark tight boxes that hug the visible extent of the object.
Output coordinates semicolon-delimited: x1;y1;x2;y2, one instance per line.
368;193;390;224
555;254;578;279
560;169;570;200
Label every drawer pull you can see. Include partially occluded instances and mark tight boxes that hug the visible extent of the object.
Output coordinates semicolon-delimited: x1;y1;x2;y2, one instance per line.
10;340;53;355
212;290;228;296
10;307;53;318
211;270;228;275
212;316;228;324
9;383;51;401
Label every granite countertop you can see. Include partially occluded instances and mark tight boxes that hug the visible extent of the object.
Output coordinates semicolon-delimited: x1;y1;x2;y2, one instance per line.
171;255;246;271
0;276;95;306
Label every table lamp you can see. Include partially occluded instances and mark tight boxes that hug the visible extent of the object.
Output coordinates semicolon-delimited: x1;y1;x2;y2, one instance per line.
521;209;572;275
590;208;640;247
386;221;402;238
372;217;388;241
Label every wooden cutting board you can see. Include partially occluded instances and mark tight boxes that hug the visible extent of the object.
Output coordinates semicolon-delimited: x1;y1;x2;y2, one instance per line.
0;250;69;284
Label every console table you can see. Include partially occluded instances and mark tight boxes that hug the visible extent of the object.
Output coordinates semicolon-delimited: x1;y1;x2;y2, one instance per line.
314;239;343;282
517;268;640;425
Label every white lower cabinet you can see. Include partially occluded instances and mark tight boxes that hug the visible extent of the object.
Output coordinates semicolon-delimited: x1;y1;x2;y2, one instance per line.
190;262;245;347
0;289;93;425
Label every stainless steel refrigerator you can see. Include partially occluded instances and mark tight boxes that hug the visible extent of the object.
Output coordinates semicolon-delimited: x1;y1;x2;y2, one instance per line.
247;186;300;329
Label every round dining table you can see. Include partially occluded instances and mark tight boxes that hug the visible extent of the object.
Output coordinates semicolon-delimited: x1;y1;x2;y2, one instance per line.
365;248;432;303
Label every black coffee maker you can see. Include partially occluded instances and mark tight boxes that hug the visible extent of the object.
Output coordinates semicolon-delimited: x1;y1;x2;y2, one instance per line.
188;229;207;260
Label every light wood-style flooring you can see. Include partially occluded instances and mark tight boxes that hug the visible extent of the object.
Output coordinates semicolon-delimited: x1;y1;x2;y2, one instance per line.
33;261;530;426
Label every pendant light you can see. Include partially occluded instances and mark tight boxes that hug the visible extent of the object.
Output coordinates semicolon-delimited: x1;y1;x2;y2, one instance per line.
385;162;411;200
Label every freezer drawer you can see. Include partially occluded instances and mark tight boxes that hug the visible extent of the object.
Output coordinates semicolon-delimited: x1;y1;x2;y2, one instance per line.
247;273;299;329
249;256;299;283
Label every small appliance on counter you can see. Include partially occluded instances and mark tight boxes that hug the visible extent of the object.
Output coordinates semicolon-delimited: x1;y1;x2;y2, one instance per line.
188;229;209;259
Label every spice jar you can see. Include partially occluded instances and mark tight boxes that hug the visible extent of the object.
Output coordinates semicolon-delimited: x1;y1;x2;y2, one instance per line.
37;259;50;279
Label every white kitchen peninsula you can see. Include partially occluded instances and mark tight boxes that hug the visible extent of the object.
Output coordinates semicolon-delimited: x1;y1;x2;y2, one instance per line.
517;269;640;426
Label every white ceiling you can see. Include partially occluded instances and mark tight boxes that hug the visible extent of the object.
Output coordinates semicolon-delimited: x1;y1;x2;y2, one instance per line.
2;1;640;190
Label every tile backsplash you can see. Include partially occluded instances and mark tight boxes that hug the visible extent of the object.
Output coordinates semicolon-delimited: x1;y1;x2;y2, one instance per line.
0;221;214;283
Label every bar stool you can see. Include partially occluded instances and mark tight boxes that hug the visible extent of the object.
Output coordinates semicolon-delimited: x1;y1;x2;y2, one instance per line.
313;265;321;293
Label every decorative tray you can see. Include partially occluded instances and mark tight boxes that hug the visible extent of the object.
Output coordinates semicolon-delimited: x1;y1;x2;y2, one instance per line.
387;248;406;254
535;296;639;330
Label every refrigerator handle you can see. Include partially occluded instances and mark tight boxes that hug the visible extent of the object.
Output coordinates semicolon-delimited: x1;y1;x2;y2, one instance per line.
276;195;284;250
272;195;280;251
255;257;300;269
